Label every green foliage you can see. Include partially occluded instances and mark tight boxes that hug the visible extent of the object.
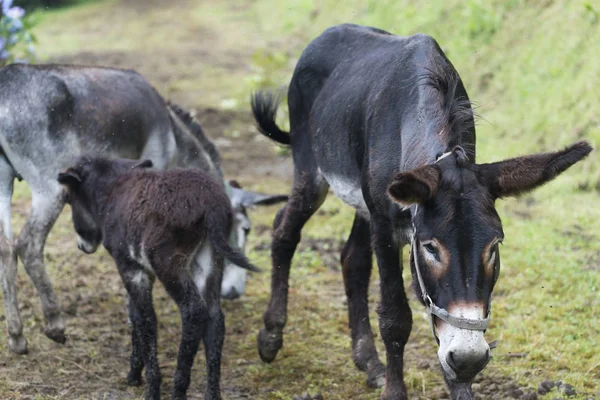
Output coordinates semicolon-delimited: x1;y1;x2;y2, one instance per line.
0;0;37;66
583;1;598;24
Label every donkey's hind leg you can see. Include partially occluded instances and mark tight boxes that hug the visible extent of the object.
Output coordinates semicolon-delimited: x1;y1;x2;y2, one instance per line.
158;244;213;400
342;212;386;388
258;164;329;363
15;184;66;344
200;247;225;400
0;156;27;353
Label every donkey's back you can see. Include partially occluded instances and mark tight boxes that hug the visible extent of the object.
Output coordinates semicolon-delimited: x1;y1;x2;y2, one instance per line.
0;64;175;183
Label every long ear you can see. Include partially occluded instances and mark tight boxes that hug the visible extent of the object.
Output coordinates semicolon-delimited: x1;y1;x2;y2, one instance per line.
132;159;153;169
228;185;288;208
478;141;592;198
387;165;441;206
57;169;82;187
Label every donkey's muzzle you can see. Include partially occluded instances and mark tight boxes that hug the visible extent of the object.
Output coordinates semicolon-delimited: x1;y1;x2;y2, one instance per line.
446;348;490;382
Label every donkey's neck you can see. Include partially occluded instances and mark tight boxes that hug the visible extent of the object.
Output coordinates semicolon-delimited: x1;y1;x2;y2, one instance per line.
402;100;473;170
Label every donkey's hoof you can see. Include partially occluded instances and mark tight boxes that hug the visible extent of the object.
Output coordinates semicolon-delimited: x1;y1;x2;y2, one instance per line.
380;390;407;400
126;372;142;387
257;328;282;363
9;335;28;355
44;327;66;344
380;383;408;400
366;366;386;389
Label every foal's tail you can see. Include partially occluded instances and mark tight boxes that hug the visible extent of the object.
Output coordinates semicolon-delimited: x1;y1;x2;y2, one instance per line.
250;91;291;145
207;223;261;273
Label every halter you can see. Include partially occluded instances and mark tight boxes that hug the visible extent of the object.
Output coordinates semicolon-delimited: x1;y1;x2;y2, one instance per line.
411;152;497;349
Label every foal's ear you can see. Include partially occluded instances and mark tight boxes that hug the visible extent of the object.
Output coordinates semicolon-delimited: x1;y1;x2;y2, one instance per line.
388;165;441;206
57;169;82;187
133;159;153;169
478;141;592;199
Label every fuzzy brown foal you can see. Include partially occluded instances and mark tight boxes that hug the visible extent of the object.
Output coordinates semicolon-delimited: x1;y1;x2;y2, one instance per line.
58;156;259;400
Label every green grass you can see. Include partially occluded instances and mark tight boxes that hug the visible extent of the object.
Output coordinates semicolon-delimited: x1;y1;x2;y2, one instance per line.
0;0;598;399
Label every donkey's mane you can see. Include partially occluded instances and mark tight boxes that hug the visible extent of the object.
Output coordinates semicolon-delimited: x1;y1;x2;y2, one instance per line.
417;66;478;158
166;101;222;170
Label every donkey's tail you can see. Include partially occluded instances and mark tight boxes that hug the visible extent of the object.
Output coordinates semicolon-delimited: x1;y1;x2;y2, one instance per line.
250;91;291;145
207;223;261;273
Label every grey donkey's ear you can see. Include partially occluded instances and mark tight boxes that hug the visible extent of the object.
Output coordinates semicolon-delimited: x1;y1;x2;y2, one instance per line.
132;159;153;169
477;141;592;199
57;169;82;187
227;181;289;208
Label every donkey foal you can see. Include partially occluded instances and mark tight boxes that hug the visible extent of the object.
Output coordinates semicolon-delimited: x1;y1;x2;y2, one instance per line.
58;157;259;400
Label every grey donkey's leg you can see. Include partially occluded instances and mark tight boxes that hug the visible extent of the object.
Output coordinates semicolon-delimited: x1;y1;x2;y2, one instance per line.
0;157;27;354
15;185;66;344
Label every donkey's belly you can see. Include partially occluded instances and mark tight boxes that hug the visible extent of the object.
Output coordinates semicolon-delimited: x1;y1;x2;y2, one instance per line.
320;169;370;218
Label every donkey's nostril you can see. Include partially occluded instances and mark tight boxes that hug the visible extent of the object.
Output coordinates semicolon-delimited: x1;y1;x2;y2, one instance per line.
446;349;490;380
447;351;458;370
221;287;241;300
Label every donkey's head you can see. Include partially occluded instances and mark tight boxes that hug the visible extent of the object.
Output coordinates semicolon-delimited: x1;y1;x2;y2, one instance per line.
58;157;153;255
387;141;591;382
221;180;288;300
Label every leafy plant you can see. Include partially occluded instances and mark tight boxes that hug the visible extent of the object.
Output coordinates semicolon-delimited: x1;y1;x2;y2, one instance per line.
0;0;36;65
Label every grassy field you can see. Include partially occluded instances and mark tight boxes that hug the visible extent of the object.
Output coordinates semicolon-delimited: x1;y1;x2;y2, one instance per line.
0;0;598;399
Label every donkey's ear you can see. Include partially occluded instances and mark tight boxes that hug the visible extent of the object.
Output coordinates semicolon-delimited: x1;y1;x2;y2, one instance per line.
57;169;82;187
388;165;441;206
478;141;592;199
133;159;153;169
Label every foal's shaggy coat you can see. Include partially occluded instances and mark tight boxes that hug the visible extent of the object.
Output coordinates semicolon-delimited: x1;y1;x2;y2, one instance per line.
58;157;258;400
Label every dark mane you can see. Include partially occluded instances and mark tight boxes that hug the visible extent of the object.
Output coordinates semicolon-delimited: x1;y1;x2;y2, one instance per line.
417;66;478;159
166;101;222;171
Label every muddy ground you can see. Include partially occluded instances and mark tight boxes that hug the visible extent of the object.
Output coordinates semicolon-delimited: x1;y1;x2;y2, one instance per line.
0;1;596;399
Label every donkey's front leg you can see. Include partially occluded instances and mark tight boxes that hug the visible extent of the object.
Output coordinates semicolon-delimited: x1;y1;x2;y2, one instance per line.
121;266;160;400
371;216;412;400
126;299;145;387
15;189;66;344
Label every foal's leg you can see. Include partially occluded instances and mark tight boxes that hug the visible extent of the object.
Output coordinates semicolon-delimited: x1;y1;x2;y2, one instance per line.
15;186;66;344
121;264;160;400
341;213;386;388
200;248;225;400
157;248;208;400
371;215;412;400
258;168;329;363
126;288;152;387
0;159;26;353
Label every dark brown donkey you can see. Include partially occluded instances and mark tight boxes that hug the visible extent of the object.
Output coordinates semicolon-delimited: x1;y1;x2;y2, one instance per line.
58;157;259;400
250;24;592;400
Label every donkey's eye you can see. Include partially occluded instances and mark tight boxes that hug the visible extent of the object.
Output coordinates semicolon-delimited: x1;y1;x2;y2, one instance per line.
489;249;496;264
423;243;437;254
